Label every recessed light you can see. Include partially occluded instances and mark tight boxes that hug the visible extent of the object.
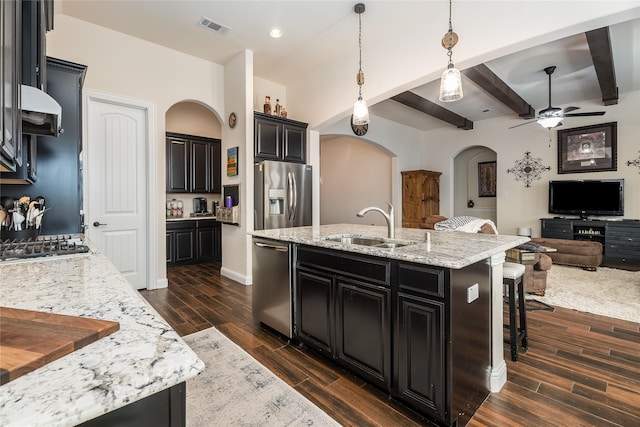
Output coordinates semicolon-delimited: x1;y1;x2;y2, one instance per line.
269;28;282;38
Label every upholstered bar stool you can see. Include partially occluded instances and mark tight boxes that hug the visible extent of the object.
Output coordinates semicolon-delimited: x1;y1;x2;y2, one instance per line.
503;262;528;361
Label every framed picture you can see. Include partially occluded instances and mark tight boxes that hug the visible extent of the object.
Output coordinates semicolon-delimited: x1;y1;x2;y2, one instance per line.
557;122;617;174
227;146;238;177
478;161;496;197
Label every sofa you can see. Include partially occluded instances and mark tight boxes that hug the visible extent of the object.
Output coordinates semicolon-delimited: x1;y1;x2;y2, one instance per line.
531;237;603;271
420;215;552;295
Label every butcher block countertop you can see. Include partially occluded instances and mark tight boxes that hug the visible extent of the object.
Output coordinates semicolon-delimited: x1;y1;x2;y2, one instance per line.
0;307;120;385
0;246;204;427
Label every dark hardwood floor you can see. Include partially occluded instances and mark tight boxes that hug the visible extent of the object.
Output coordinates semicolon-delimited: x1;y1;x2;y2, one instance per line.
140;262;640;427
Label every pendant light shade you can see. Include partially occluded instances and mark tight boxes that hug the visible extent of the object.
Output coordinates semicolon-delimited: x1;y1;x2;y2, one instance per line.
439;0;463;102
352;97;369;125
352;3;370;126
439;64;463;102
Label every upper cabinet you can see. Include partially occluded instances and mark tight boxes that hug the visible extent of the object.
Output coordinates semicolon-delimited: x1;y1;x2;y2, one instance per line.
254;112;307;163
1;0;21;172
166;132;221;194
1;0;53;175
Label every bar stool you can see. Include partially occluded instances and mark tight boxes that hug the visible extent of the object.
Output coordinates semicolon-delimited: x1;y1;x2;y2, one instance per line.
503;262;528;361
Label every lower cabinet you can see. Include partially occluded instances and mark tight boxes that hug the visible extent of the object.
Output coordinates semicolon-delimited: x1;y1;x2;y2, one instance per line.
295;246;392;390
167;220;221;266
395;263;447;420
293;245;490;427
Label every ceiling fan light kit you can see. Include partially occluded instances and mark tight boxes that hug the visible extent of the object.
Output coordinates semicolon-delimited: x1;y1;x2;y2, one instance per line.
511;65;606;129
439;0;463;102
352;3;370;126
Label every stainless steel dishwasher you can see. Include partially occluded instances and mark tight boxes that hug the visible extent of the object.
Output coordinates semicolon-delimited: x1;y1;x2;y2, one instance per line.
252;237;293;338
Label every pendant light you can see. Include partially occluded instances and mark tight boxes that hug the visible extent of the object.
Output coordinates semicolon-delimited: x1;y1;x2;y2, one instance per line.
352;3;369;126
439;0;463;102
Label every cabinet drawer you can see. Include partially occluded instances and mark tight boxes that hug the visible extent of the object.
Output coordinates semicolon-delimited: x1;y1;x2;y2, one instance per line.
297;246;391;285
397;262;447;299
167;220;197;230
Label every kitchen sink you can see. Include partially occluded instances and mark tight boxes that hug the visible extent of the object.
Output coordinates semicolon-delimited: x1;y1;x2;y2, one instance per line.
324;235;414;249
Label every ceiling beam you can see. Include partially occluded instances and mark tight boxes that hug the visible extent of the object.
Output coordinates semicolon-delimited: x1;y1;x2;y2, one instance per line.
462;64;535;119
585;27;618;106
390;91;473;130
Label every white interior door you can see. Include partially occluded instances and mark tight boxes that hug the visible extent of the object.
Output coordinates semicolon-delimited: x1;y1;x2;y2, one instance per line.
85;93;150;289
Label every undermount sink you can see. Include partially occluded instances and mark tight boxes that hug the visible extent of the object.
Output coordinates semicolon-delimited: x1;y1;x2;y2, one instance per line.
324;235;414;249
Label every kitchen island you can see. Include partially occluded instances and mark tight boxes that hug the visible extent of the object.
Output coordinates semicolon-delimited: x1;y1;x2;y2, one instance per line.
0;248;205;426
251;224;528;426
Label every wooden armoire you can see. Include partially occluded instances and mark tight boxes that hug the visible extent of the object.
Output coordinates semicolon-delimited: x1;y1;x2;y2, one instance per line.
401;170;441;228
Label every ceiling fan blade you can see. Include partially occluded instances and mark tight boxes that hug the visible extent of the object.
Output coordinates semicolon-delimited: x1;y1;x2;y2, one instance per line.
561;106;580;114
563;111;606;117
508;120;536;129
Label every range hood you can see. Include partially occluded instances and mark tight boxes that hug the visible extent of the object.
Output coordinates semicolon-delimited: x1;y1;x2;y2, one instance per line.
20;84;62;137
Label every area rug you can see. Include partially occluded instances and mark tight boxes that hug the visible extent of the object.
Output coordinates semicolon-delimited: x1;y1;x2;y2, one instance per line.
531;265;640;323
183;328;339;426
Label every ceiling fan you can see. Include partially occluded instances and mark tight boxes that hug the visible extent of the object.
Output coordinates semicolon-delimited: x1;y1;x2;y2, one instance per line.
509;65;605;129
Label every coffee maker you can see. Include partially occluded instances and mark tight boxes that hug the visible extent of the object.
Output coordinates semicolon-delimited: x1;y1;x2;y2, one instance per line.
193;197;208;215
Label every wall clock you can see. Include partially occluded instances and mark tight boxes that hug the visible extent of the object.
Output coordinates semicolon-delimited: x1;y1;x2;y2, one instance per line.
350;115;368;136
228;112;237;128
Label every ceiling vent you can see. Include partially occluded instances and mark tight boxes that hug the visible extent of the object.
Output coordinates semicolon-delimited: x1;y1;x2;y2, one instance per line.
198;17;231;35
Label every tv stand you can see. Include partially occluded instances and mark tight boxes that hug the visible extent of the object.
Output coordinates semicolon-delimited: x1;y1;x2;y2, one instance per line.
540;218;640;266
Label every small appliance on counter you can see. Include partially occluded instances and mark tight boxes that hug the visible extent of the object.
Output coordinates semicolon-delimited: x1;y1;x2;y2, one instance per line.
192;197;209;216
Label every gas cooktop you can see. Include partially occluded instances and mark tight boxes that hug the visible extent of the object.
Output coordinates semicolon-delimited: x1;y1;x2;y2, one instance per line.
0;235;91;262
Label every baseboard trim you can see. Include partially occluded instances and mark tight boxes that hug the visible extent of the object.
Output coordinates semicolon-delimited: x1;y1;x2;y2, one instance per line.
220;267;251;286
151;277;168;290
490;360;507;393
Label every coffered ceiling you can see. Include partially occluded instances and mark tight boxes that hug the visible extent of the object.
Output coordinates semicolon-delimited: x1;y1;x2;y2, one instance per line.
59;1;640;132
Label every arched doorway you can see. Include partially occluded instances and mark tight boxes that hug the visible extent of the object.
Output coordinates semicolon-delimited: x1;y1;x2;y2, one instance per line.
453;146;497;225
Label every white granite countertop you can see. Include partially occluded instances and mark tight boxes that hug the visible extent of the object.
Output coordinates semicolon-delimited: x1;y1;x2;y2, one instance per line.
0;247;205;426
250;224;529;269
166;215;217;222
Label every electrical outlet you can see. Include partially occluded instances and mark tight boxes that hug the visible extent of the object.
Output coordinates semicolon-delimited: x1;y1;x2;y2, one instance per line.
467;283;479;303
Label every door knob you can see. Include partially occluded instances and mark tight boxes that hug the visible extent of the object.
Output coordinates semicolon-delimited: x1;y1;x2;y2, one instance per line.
93;221;107;227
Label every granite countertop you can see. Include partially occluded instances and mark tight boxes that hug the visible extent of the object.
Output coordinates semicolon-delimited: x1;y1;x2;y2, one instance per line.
0;247;205;427
250;224;529;269
166;215;217;222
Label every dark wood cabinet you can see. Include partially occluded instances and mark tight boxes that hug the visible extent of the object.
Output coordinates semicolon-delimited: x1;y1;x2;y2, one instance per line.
605;221;640;262
196;220;222;262
1;0;21;172
21;0;52;89
295;267;334;355
254;112;307;163
292;246;491;426
166;132;221;194
336;277;391;389
295;246;392;389
395;263;447;420
541;218;640;264
167;219;221;266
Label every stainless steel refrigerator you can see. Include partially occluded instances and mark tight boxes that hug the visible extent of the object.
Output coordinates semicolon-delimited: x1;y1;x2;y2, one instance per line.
254;160;312;230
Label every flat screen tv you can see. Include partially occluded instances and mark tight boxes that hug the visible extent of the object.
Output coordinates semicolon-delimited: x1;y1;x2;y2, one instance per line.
549;179;624;219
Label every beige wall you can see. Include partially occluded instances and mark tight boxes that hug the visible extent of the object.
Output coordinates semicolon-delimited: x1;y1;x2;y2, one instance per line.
320;136;392;226
165;102;223;217
47;15;226;288
454;147;497;223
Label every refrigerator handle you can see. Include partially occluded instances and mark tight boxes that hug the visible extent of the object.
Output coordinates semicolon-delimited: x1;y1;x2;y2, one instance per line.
289;171;298;222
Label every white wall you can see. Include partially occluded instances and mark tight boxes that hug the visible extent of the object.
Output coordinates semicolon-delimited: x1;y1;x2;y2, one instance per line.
454;147;497;222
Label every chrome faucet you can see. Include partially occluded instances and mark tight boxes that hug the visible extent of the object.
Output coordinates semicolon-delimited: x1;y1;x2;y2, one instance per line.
357;202;395;238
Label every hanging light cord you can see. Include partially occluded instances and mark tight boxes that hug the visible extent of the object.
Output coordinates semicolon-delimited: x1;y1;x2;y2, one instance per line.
358;11;363;98
447;0;453;65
